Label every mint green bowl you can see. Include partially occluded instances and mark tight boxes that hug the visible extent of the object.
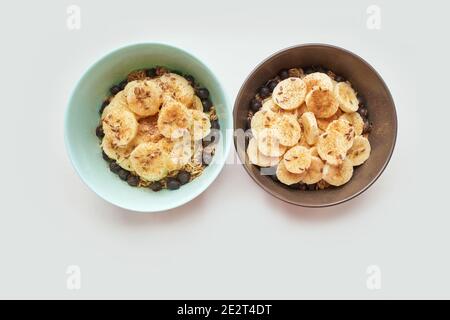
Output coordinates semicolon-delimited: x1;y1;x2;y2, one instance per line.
65;43;232;212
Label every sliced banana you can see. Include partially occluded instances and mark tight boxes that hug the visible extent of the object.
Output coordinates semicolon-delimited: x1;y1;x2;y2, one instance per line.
317;131;349;165
190;95;204;111
316;109;342;131
347;136;371;166
189;109;211;140
276;160;305;185
133;115;163;144
273;114;301;147
158;73;195;106
102;136;137;171
302;156;324;185
339;112;364;136
305;87;339;119
124;80;163;117
283;145;312;174
251;109;277;138
309;146;319;157
303;72;334;92
257;128;287;157
164;136;192;171
129;141;170;181
272;77;307;110
102;107;138;146
335;82;359;113
247;138;280;167
322;158;354;186
101;91;133;120
327;119;355;149
262;99;298;117
300;112;319;145
157;100;192;139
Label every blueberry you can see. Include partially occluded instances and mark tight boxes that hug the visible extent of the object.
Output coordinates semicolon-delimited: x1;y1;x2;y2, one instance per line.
149;181;162;192
110;85;121;95
202;150;213;166
304;67;314;75
177;170;191;185
335;75;345;82
202;132;216;147
299;183;307;191
95;125;104;138
358;107;368;118
201;99;212;112
211;120;220;130
167;178;181;190
279;69;289;80
267;80;278;92
316;66;326;73
250;98;262;112
357;96;365;105
259;86;271;99
118;169;130;181
196;88;209;99
109;162;121;174
127;175;140;187
363;121;373;134
307;184;316;191
146;68;157;77
99;100;109;114
119;80;128;90
102;151;112;162
185;74;195;85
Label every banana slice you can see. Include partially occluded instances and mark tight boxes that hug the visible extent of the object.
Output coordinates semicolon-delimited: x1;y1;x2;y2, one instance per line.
133;115;163;144
273;114;301;147
276;160;305;185
300;112;319;145
251;109;277;138
157;100;192;139
305;87;339;119
247;138;280;167
317;131;349;165
303;72;334;92
339;112;364;136
101;91;135;120
335;82;359;113
158;73;195;106
165;136;192;171
316;109;342;131
190;95;204;111
322;158;354;186
262;99;299;117
129;141;170;181
309;146;319;157
272;77;307;110
124;80;163;117
102;107;138;146
327;119;355;149
283;145;311;174
189;109;211;140
302;156;324;184
257;128;287;157
347;136;371;166
102;136;137;171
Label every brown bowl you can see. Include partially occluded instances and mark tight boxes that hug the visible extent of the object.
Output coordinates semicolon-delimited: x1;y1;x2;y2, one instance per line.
233;44;397;207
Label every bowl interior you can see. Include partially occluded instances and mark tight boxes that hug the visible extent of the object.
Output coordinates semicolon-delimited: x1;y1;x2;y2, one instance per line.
65;43;231;212
234;44;397;207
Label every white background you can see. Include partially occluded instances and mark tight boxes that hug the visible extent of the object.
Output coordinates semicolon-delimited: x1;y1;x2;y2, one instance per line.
0;0;449;299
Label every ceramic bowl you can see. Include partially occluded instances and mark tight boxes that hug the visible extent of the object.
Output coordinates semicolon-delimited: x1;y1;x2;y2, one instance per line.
65;43;232;212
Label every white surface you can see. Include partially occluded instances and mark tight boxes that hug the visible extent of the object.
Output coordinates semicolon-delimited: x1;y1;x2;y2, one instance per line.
0;0;449;299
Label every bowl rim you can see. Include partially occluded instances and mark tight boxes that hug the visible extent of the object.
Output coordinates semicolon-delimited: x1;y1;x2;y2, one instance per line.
233;43;398;208
64;42;232;213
